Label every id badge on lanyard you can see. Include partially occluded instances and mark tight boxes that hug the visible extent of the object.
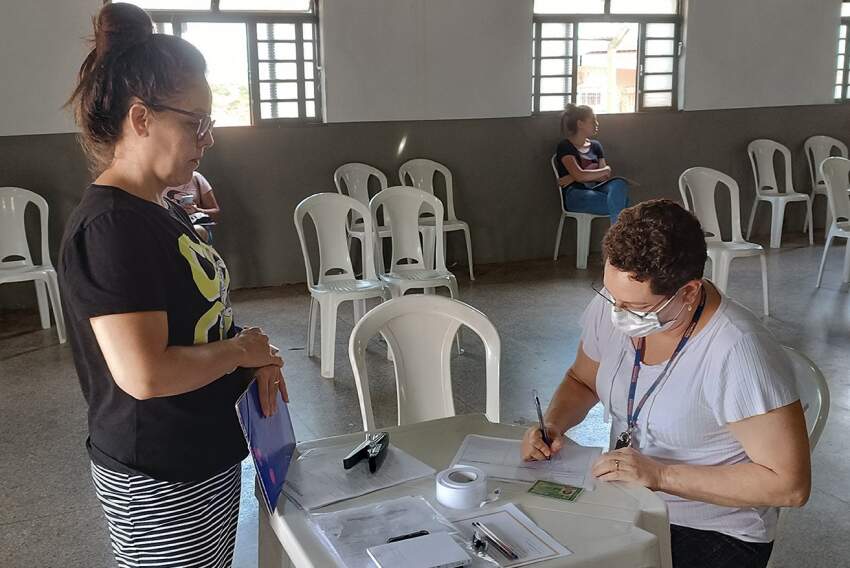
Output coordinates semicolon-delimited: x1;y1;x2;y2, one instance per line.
614;289;706;449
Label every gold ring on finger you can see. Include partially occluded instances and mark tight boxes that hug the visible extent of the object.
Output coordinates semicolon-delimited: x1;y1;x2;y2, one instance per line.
615;459;620;471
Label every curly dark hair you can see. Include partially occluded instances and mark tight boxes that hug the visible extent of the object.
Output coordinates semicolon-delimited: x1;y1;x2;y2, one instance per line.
602;199;707;296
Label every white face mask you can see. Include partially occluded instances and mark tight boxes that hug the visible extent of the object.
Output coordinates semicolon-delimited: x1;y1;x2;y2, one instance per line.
609;294;679;338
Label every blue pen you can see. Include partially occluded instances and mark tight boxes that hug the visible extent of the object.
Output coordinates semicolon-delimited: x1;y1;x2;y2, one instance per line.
533;390;552;460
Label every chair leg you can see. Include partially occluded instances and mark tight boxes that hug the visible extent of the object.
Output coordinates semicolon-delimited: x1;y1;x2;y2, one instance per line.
35;279;50;330
319;298;339;379
553;215;565;260
816;232;834;288
843;238;850;284
759;254;769;317
353;299;367;322
746;198;759;241
307;297;318;356
769;200;787;249
45;273;66;344
576;216;592;270
462;226;475;280
447;278;463;355
805;199;814;246
713;255;731;293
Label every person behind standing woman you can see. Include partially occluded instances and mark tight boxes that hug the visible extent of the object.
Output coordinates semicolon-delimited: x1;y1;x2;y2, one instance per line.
165;170;220;242
60;4;287;567
555;104;630;223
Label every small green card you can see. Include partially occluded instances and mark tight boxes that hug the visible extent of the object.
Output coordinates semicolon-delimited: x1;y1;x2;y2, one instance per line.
528;480;584;502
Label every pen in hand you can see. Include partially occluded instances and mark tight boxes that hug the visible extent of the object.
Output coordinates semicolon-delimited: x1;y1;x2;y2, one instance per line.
533;390;552;461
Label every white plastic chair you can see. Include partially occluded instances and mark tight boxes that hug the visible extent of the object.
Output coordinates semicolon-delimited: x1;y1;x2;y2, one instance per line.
348;295;500;431
746;139;814;249
782;346;830;450
398;159;475;280
550;155;608;269
679;167;769;316
294;193;388;378
333;163;391;271
816;157;850;288
0;187;66;343
804;135;849;231
369;187;460;301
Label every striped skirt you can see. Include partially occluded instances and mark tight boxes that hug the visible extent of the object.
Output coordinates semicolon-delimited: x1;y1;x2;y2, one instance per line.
91;461;241;568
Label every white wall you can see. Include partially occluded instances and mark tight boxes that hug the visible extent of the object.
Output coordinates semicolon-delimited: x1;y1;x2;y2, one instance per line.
680;0;840;110
0;0;844;137
319;0;533;122
0;0;100;136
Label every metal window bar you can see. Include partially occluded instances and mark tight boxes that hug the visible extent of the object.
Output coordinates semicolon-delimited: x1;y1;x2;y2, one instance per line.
533;17;678;113
137;1;319;124
842;22;850;101
533;22;542;113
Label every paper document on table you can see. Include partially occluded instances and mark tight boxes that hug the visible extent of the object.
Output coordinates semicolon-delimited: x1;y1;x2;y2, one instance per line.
450;435;601;491
282;444;436;511
451;503;571;567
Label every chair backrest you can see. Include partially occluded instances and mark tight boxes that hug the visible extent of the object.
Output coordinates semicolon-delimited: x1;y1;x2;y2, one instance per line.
804;135;848;190
349;295;501;431
550;154;568;214
678;167;745;243
748;139;795;196
293;193;378;288
782;346;830;450
370;186;447;274
333;163;388;224
0;187;51;270
820;156;850;225
398;158;458;221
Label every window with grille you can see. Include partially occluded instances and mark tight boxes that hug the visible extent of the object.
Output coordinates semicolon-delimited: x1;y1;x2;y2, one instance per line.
122;1;320;125
532;0;681;114
836;2;850;101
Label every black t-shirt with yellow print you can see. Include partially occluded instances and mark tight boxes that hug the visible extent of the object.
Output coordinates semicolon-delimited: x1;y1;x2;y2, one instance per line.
59;184;252;482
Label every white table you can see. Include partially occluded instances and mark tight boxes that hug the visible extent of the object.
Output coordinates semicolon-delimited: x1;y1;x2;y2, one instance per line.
257;414;673;568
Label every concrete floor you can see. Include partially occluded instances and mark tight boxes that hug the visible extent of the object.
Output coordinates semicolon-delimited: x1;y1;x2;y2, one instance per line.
1;234;849;568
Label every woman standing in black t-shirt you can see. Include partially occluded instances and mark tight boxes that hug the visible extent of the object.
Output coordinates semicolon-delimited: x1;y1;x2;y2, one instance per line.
60;4;286;567
554;104;631;223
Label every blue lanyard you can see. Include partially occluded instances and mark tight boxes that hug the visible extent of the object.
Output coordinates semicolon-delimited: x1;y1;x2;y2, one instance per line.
625;289;707;433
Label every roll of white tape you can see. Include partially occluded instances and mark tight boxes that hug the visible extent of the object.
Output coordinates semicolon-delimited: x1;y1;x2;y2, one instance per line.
435;466;488;510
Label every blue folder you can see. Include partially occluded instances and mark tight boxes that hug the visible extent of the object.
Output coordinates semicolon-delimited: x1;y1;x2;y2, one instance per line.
235;380;297;514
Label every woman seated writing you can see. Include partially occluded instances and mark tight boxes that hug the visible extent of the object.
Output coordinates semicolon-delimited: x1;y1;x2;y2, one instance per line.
522;200;810;568
555;104;630;223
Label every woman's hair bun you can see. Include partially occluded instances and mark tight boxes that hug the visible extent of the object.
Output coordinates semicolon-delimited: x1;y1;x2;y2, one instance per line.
93;2;154;60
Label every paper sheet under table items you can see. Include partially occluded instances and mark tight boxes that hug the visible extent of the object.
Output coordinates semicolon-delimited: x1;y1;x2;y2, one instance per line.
450;435;602;491
452;503;571;567
282;444;436;511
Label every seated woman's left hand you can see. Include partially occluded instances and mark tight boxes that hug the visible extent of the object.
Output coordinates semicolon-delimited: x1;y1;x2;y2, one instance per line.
592;447;666;491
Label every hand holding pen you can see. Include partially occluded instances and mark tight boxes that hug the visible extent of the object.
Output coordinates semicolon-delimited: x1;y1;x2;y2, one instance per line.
522;391;565;461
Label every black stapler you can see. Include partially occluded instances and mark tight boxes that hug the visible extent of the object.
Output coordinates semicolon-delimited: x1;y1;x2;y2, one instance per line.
342;432;390;473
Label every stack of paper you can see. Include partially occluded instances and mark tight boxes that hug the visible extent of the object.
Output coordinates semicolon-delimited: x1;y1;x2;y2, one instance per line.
450;435;602;491
367;532;471;568
283;444;436;510
452;503;571;567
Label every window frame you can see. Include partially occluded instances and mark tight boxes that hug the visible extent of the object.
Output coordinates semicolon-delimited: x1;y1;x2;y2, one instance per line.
532;0;683;115
112;0;322;125
836;6;850;102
